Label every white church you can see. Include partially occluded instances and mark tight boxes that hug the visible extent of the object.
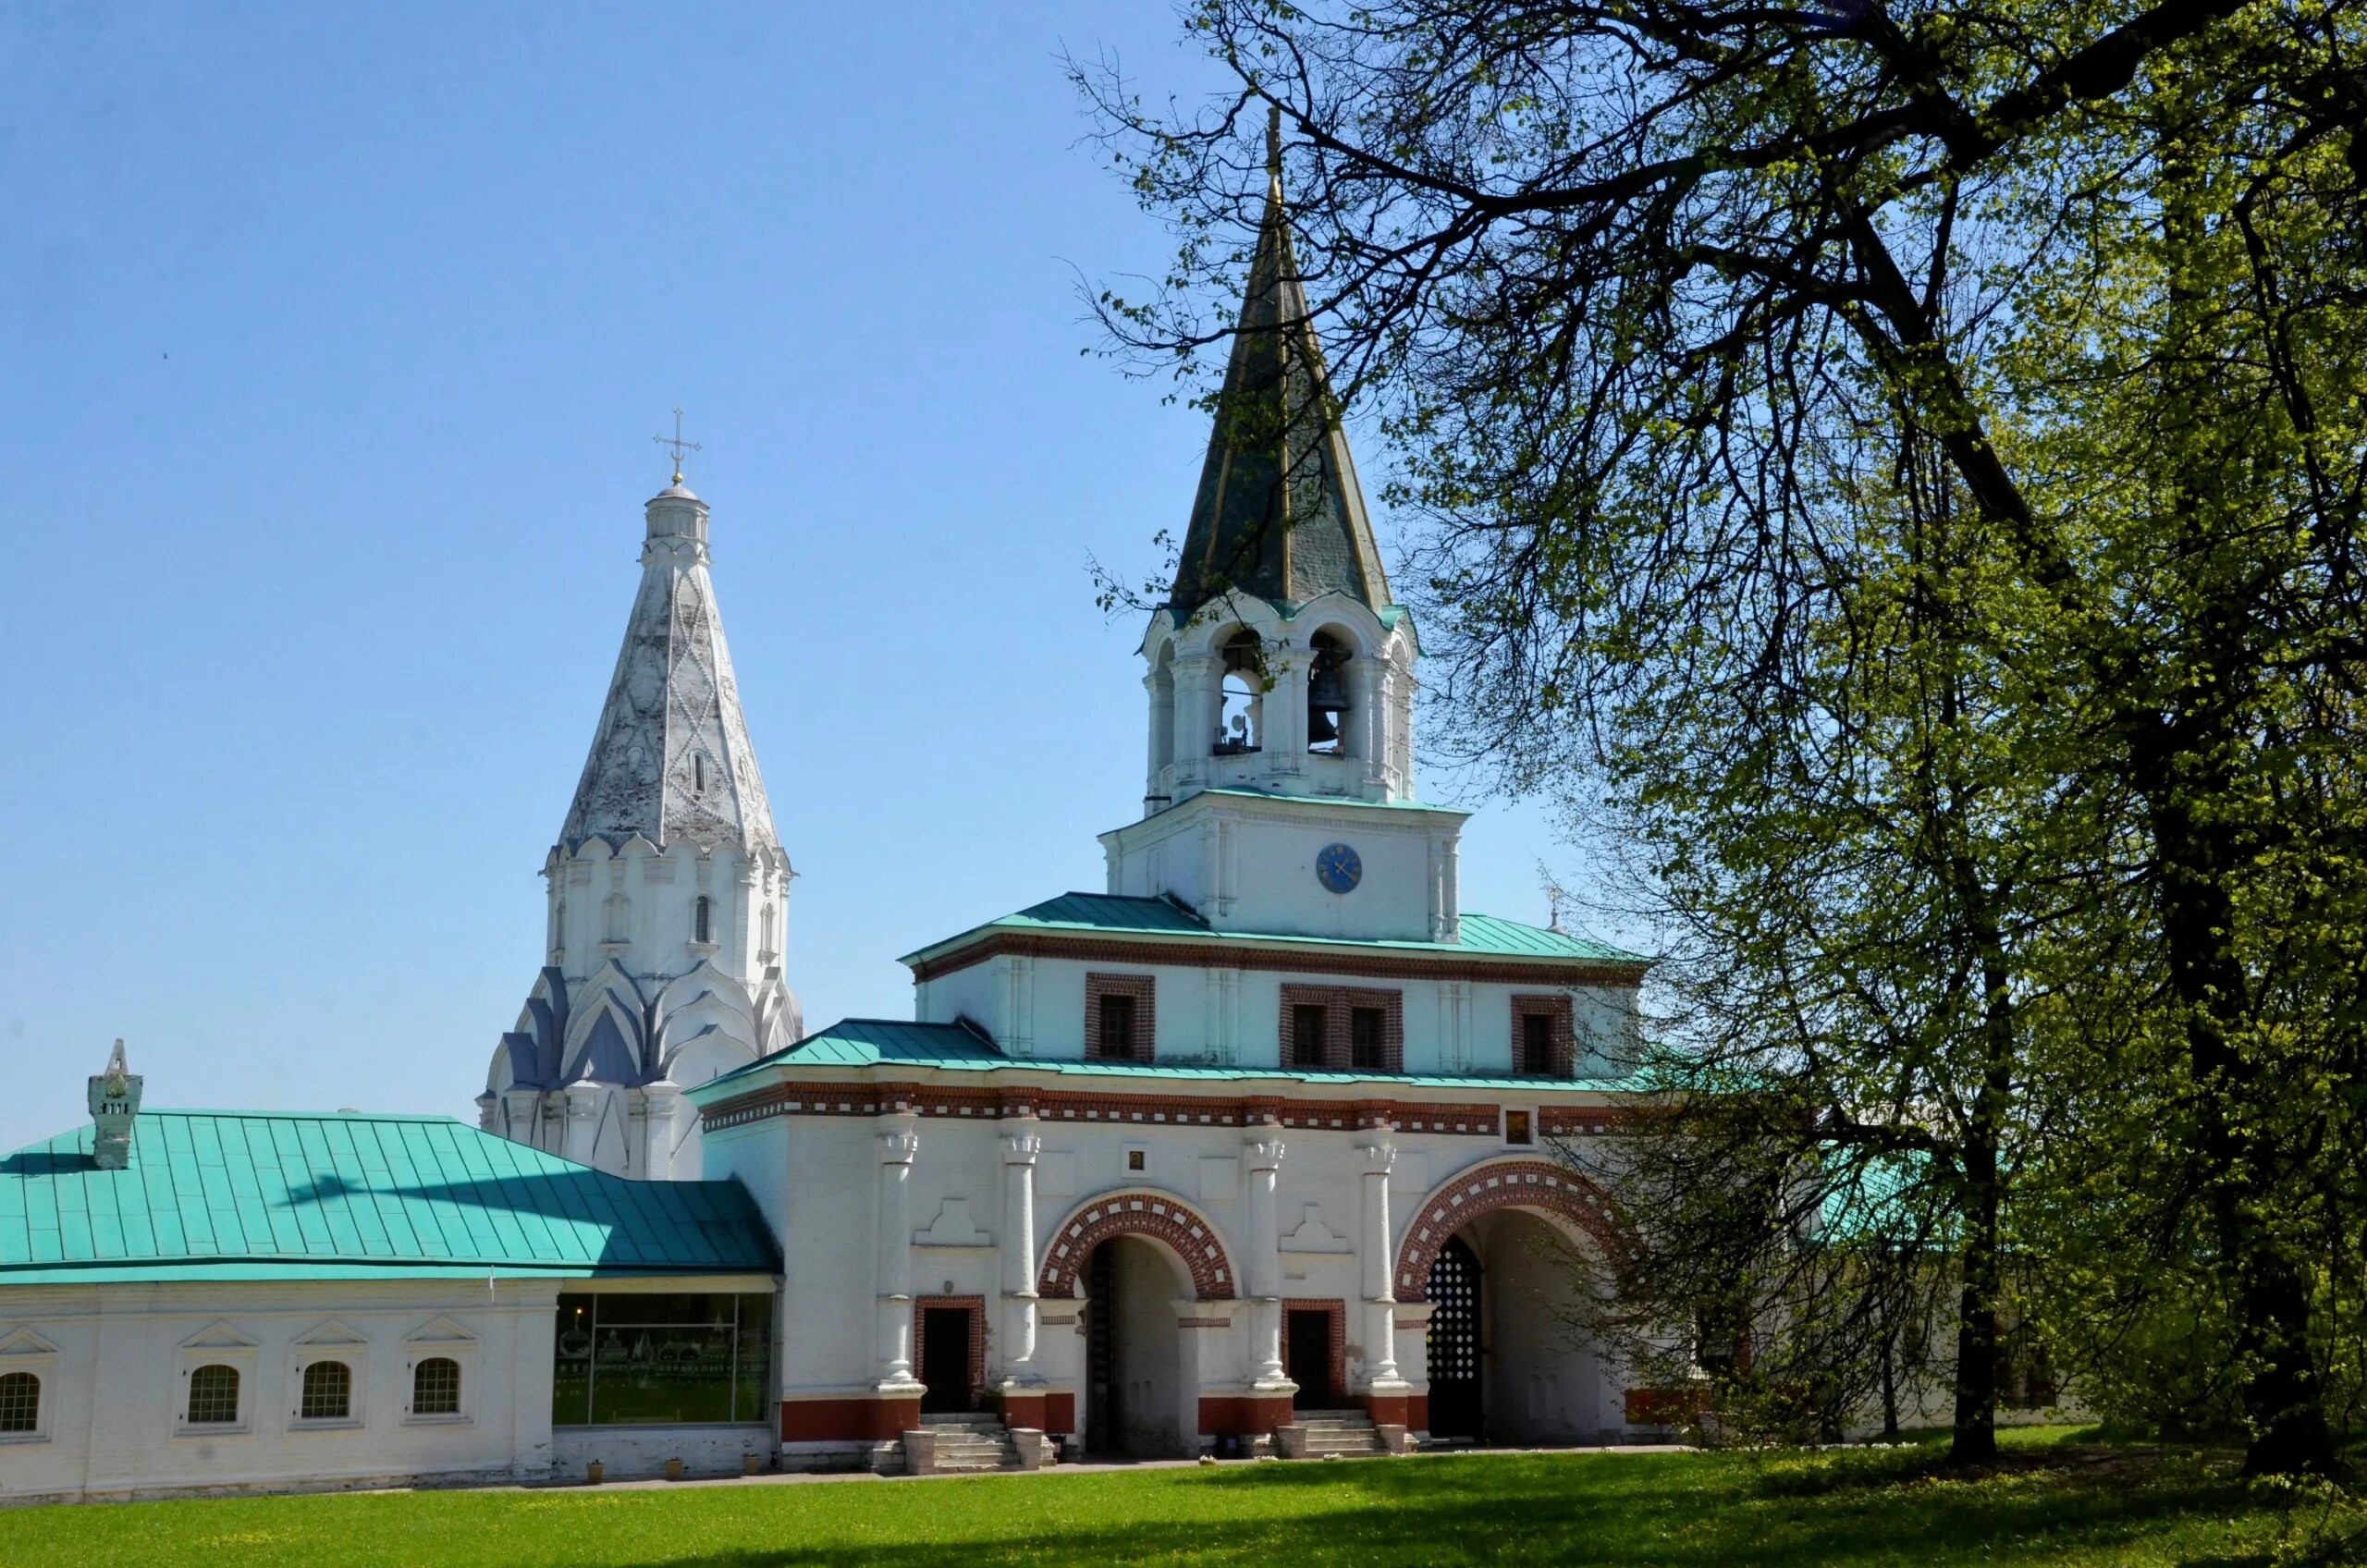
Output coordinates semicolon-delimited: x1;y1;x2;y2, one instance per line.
0;170;1658;1502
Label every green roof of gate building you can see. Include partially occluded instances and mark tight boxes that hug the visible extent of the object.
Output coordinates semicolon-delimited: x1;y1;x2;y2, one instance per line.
0;1109;778;1286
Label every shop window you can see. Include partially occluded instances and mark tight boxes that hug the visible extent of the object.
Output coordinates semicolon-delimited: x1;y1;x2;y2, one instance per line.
552;1293;773;1427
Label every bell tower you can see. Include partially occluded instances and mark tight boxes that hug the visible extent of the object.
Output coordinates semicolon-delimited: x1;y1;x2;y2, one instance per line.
1105;115;1465;944
479;456;802;1179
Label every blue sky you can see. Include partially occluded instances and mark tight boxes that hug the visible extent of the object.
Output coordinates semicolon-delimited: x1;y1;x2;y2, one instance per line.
0;2;1587;1154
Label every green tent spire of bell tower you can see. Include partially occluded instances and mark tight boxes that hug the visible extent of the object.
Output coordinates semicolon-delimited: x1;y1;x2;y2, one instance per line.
1168;104;1392;622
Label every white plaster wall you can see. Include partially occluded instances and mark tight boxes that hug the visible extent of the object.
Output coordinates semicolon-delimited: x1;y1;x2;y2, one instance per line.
1101;793;1465;943
0;1280;560;1504
915;953;1637;1079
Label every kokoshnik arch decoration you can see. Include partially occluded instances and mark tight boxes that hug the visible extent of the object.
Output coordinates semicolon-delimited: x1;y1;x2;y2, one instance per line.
1392;1159;1619;1303
1036;1192;1240;1301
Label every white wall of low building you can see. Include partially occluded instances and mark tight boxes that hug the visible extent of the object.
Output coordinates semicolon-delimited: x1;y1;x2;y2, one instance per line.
0;1279;560;1504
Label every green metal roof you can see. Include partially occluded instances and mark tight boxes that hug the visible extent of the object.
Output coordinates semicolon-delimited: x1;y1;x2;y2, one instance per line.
698;1017;1652;1098
900;892;1649;968
0;1110;779;1286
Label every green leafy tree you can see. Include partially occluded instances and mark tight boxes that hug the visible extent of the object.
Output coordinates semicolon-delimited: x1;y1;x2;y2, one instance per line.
1078;0;2367;1474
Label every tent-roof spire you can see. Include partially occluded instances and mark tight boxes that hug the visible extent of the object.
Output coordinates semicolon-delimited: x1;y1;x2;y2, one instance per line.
1167;105;1392;621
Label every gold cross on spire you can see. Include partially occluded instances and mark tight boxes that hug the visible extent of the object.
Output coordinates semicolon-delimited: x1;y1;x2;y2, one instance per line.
653;408;702;485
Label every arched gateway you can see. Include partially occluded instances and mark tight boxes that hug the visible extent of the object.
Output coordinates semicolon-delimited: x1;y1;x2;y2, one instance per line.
1036;1190;1239;1459
1396;1159;1622;1444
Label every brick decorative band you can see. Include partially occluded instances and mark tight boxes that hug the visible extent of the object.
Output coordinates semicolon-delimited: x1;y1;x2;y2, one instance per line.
779;1393;920;1442
1037;1191;1237;1300
906;931;1647;989
704;1078;1641;1136
1393;1158;1618;1303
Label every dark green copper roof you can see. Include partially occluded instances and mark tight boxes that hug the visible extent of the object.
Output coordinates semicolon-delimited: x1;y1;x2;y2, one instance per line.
898;892;1650;968
699;1018;1653;1097
0;1109;779;1285
1171;164;1391;619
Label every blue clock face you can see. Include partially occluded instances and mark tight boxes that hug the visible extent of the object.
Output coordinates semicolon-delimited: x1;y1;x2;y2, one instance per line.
1316;842;1363;895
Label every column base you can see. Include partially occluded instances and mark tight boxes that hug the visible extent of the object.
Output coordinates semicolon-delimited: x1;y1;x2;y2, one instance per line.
1197;1391;1295;1438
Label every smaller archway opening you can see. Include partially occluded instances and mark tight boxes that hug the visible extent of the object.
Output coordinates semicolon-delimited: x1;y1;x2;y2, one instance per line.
1215;630;1265;756
693;895;713;945
1082;1236;1194;1457
1306;631;1354;756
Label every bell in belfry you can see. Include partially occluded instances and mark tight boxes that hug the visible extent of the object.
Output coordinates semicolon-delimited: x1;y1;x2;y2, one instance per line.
88;1038;143;1170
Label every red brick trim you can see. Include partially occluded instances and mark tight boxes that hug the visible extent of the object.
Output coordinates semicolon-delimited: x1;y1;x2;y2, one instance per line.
703;1079;1633;1137
779;1393;921;1442
1085;973;1158;1062
1044;1390;1077;1435
1359;1390;1412;1427
907;931;1647;989
1394;1158;1619;1302
1198;1392;1294;1437
1278;985;1404;1073
1404;1392;1429;1433
911;1295;987;1403
1282;1298;1347;1403
1511;993;1577;1078
1037;1190;1238;1301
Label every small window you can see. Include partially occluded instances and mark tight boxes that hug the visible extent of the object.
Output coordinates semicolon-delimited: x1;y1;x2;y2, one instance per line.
411;1357;461;1417
1350;1007;1386;1070
1126;1149;1147;1172
1521;1012;1557;1076
300;1359;352;1421
0;1372;38;1434
1504;1109;1534;1146
1216;630;1265;755
1099;993;1138;1060
694;895;713;945
1291;1005;1329;1068
186;1364;241;1425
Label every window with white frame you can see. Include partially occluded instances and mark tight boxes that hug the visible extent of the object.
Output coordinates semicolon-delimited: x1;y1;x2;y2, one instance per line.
298;1359;353;1423
411;1357;462;1417
185;1364;242;1426
0;1372;40;1435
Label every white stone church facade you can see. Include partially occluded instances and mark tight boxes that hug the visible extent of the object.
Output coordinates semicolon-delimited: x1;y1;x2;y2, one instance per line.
0;176;1657;1501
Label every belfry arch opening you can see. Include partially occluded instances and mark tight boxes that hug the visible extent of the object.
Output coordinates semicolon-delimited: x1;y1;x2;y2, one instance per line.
1215;630;1264;756
1306;630;1353;756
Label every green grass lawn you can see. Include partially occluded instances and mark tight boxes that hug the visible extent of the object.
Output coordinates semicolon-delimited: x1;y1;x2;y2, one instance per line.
0;1429;2354;1568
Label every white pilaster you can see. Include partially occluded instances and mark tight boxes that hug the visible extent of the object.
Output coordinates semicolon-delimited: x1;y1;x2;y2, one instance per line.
1244;1131;1292;1390
1358;1132;1407;1388
875;1119;922;1389
999;1124;1043;1386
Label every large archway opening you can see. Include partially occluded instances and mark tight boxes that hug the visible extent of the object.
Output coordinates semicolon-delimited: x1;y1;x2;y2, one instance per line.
1421;1209;1612;1444
1082;1236;1192;1457
1401;1160;1624;1446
